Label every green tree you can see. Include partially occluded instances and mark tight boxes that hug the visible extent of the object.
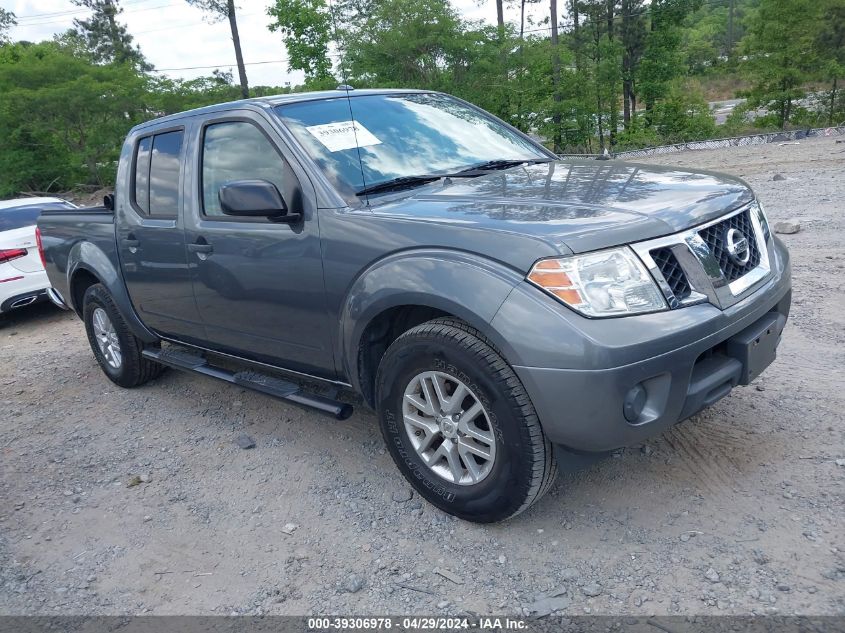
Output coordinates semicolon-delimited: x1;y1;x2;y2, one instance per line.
344;0;471;88
71;0;150;69
638;0;701;123
620;0;646;125
0;8;15;45
741;0;817;128
815;0;845;125
650;81;716;140
578;0;622;149
267;0;336;85
681;3;727;73
0;41;149;195
186;0;250;98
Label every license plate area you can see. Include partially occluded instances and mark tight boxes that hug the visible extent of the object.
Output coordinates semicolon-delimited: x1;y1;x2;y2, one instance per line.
725;312;784;385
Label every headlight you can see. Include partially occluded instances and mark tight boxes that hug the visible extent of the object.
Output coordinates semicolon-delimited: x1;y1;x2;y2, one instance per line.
527;247;667;317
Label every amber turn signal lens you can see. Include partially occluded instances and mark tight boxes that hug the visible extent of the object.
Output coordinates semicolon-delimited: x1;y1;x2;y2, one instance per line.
549;288;584;304
527;261;585;307
527;269;572;287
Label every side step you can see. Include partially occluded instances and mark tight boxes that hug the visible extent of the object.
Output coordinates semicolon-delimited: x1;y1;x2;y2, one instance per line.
142;348;353;420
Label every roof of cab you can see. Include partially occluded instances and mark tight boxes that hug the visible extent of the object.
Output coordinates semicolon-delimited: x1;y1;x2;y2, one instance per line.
131;88;431;133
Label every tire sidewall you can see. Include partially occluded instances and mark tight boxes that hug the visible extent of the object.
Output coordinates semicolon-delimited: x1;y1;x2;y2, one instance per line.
377;334;533;522
83;285;136;385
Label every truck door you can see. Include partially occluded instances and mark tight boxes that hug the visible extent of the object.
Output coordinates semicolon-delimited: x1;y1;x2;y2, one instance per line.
116;126;205;342
183;111;334;378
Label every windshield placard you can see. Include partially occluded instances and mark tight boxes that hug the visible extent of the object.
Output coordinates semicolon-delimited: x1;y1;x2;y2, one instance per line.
305;120;382;152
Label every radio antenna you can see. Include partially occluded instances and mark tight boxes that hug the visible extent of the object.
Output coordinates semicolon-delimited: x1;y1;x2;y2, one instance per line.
327;0;368;199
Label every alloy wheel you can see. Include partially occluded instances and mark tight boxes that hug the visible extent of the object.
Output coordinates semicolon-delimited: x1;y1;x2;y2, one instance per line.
92;307;122;370
402;370;497;485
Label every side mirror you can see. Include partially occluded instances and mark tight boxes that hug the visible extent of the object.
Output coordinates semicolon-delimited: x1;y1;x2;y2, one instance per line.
103;193;115;211
218;179;300;222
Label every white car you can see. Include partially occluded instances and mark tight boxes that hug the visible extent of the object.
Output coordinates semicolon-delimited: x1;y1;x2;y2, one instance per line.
0;197;76;318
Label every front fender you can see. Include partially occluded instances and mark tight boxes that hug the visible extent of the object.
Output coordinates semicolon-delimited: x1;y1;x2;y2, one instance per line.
339;249;526;392
67;241;158;344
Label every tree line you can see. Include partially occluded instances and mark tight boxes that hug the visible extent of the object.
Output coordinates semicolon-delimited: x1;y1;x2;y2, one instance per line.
0;0;842;197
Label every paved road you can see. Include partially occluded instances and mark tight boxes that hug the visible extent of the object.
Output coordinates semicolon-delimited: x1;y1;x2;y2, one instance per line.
709;99;746;125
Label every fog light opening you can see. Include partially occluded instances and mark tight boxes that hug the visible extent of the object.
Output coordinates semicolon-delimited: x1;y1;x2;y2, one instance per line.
623;384;648;423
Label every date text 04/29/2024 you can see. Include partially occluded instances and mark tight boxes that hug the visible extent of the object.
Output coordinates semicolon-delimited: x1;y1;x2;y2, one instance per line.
307;617;527;630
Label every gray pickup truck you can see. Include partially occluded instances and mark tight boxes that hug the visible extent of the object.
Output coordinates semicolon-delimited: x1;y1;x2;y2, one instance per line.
38;88;791;522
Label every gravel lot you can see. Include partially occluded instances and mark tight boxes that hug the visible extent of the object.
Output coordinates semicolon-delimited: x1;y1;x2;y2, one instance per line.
1;136;843;618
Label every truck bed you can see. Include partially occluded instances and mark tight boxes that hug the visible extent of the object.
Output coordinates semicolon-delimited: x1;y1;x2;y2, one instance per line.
38;206;118;314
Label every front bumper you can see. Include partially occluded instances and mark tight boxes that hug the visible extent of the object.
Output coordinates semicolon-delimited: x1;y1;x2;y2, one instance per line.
496;238;792;452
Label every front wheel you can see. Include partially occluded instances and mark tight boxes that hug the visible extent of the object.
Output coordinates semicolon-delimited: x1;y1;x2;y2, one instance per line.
83;283;165;388
375;318;557;523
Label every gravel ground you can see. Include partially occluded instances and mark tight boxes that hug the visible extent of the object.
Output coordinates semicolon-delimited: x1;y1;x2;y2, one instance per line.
1;136;843;618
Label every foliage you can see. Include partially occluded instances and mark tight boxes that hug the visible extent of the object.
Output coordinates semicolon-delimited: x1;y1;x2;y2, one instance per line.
0;8;15;45
649;82;717;141
267;0;335;83
0;42;149;196
0;42;282;197
71;0;149;69
613;118;662;150
814;0;845;125
638;0;702;118
740;0;818;128
1;0;843;197
345;0;473;88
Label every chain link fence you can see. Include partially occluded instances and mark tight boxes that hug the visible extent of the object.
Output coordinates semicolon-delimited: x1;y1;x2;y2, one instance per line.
557;126;845;160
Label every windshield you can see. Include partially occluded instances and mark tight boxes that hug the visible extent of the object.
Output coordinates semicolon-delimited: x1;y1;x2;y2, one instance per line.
274;93;548;200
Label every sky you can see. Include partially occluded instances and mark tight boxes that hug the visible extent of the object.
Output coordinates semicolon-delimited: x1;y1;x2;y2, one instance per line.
2;0;549;88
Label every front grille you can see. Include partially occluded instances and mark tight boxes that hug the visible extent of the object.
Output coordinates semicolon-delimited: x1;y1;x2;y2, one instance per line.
698;210;760;282
651;247;691;300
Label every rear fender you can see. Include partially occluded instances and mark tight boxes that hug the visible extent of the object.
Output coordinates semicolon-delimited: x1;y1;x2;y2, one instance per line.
339;249;525;392
67;241;158;344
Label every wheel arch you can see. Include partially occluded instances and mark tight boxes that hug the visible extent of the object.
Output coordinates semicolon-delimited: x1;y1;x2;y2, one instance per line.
67;241;158;344
339;250;526;406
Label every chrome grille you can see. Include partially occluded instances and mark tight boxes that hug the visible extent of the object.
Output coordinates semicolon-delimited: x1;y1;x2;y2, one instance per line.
698;210;761;282
631;202;771;312
650;247;691;301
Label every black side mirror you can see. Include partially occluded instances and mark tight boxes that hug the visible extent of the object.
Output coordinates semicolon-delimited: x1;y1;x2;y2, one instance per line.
103;193;115;211
218;179;300;222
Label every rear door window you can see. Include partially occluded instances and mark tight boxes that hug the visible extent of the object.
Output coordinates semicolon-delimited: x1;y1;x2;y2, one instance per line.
133;136;152;213
132;130;184;218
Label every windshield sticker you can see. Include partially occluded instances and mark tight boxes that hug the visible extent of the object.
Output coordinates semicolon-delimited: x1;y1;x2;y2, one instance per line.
305;121;382;152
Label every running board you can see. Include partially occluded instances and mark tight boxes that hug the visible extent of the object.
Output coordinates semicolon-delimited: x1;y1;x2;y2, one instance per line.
141;348;353;420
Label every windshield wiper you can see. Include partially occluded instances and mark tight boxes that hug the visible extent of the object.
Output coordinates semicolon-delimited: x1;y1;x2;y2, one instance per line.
355;158;556;196
355;175;443;196
456;158;554;174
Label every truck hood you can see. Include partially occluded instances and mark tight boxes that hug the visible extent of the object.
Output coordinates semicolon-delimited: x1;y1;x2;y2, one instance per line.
373;160;755;254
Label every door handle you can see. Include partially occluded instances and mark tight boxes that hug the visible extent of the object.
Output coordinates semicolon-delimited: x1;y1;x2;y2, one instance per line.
121;235;139;253
188;239;213;260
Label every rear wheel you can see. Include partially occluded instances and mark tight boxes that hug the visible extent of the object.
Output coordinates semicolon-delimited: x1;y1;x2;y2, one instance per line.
83;283;165;387
376;318;557;523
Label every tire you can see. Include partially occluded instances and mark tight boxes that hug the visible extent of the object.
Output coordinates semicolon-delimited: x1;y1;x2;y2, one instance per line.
82;283;166;388
375;317;558;523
